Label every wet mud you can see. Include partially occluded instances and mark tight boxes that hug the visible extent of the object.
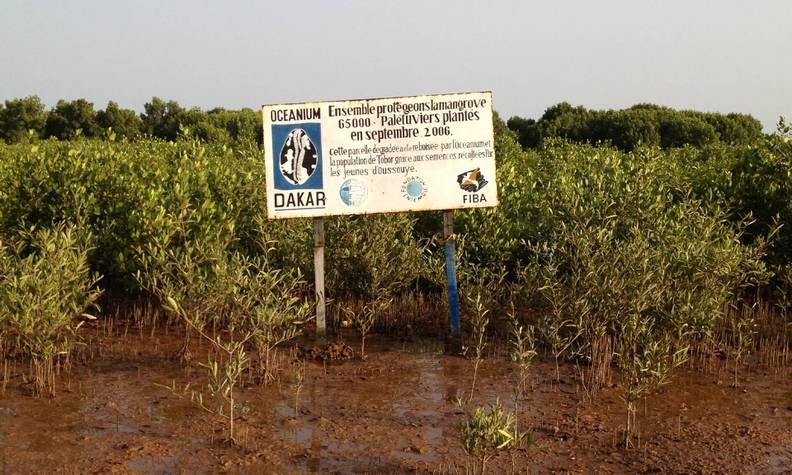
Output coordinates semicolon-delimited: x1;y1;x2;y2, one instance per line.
1;328;791;474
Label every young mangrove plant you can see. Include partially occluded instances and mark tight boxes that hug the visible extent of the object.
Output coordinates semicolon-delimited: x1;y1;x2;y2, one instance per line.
616;326;688;448
161;268;304;443
0;237;9;363
138;212;253;442
146;235;310;442
456;398;530;474
458;267;506;401
136;229;236;362
291;358;306;417
162;294;252;444
463;291;489;402
343;296;391;359
201;336;250;444
539;314;582;385
0;223;101;397
236;256;311;382
730;305;756;388
532;253;585;384
776;265;792;324
508;308;537;399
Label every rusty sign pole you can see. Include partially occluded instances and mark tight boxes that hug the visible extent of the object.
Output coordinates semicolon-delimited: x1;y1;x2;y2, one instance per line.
313;218;326;339
443;210;461;338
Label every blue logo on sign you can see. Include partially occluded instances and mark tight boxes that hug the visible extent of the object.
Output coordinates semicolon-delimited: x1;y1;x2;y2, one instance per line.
271;122;323;190
401;176;427;202
339;179;367;206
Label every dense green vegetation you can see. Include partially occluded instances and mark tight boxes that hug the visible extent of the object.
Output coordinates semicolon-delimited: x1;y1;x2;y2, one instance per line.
0;96;262;145
507;102;764;151
0;96;767;153
0;99;789;444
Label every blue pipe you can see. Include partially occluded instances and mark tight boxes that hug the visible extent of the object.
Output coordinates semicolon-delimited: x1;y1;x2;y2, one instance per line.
445;238;461;337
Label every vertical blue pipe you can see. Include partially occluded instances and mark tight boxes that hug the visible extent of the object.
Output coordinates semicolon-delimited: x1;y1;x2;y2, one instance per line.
445;238;461;337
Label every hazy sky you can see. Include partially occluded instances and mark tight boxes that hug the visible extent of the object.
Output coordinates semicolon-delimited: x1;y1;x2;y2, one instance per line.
2;0;790;130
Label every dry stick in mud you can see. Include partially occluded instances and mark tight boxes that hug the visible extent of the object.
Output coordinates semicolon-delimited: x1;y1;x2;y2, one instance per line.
2;360;9;394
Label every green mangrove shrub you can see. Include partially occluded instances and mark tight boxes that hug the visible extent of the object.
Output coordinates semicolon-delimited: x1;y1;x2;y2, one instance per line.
0;138;264;289
513;141;771;446
0;223;101;396
235;255;311;380
329;213;429;346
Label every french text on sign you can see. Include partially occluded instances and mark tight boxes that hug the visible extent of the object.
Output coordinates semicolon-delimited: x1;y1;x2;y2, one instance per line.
262;91;498;219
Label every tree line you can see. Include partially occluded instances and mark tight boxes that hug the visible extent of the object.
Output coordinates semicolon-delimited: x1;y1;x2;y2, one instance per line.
0;96;768;152
0;96;262;144
507;102;764;151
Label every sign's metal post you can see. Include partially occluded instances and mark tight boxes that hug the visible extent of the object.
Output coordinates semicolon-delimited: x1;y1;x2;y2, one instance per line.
313;217;326;339
443;210;461;338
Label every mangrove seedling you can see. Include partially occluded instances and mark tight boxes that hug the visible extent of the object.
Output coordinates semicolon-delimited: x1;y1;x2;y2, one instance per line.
616;325;688;448
344;296;391;359
731;307;755;388
463;292;490;401
163;295;252;444
237;258;311;382
508;309;537;399
292;358;306;416
456;398;530;474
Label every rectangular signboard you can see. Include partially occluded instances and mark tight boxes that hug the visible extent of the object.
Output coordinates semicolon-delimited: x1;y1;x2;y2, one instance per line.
262;91;497;219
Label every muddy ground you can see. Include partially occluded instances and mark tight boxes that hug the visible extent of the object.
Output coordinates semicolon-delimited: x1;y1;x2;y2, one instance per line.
1;322;791;474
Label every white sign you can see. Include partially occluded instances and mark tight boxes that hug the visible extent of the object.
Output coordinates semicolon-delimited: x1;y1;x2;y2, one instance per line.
262;91;497;219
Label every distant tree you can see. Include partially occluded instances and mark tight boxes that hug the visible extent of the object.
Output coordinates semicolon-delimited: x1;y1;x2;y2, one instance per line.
142;97;186;140
582;111;614;145
705;113;763;145
220;108;263;144
96;101;144;139
44;99;100;139
658;113;718;148
627;103;671;112
189;107;262;144
539;102;577;122
0;96;47;142
506;116;540;149
538;102;591;142
192;120;231;143
140;99;264;144
727;113;763;143
507;102;759;151
609;109;660;151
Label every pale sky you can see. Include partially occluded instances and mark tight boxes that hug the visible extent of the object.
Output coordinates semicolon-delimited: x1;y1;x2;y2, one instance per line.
1;0;790;130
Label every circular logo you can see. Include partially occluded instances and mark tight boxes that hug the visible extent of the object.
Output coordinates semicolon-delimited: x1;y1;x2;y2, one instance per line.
339;179;367;206
401;176;427;202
